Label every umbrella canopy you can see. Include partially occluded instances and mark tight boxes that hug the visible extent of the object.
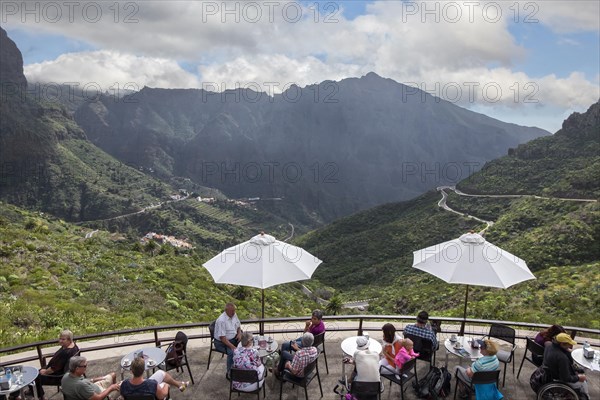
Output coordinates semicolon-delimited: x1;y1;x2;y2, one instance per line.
412;232;535;331
413;232;535;289
203;233;322;326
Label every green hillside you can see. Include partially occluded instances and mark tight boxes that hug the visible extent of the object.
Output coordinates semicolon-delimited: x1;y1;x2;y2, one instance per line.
297;101;600;329
0;202;319;347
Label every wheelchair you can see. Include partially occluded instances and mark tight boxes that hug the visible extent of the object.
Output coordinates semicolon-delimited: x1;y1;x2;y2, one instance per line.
537;382;580;400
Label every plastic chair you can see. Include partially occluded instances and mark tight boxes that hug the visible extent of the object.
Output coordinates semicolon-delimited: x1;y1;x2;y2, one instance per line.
403;333;436;368
487;323;517;387
279;358;323;400
517;337;545;380
207;321;227;370
453;369;500;400
229;368;265;400
350;380;381;400
158;331;195;384
536;382;579;400
380;357;418;400
312;332;329;374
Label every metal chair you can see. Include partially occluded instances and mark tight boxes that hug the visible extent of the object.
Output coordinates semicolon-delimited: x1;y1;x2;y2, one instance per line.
517;337;545;380
312;332;329;374
403;333;436;368
229;368;266;400
36;348;81;398
279;358;323;400
350;380;381;400
537;382;579;400
158;331;195;384
123;392;170;400
453;369;500;400
207;321;227;370
487;323;517;387
380;357;418;400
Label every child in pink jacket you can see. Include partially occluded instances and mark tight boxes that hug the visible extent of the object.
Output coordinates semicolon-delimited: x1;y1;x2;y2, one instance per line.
394;338;420;370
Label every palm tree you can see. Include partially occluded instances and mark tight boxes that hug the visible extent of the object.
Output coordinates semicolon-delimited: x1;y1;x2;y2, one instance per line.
326;296;343;315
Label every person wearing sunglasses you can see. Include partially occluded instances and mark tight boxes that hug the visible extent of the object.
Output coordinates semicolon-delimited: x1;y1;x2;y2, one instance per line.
61;356;120;400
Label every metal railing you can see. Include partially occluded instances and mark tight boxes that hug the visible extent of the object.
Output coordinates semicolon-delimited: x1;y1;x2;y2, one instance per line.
1;315;598;368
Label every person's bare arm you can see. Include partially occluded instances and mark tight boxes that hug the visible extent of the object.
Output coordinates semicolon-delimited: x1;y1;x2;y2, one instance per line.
88;383;119;400
220;335;236;351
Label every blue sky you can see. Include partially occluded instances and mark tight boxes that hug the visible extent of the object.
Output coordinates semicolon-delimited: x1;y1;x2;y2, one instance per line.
3;1;599;132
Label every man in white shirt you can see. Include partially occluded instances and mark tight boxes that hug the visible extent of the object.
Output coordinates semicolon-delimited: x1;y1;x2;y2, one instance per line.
214;302;242;376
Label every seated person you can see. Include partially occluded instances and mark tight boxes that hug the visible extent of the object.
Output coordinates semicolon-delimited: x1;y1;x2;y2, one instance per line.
120;356;189;399
403;311;438;350
281;309;325;352
214;302;242;376
379;323;402;374
276;332;319;379
455;339;500;398
60;356;120;400
35;329;80;400
394;338;419;371
232;332;265;392
535;324;566;347
345;336;380;384
543;333;590;399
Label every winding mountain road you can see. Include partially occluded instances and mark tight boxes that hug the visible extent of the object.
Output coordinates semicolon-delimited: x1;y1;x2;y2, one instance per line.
436;185;597;233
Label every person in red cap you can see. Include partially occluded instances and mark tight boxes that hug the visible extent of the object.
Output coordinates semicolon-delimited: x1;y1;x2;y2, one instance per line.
543;333;589;399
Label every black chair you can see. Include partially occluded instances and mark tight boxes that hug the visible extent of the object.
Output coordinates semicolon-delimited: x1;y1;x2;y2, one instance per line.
403;333;436;368
123;392;170;400
380;357;418;400
229;368;266;400
453;369;500;400
312;332;329;374
517;337;545;380
487;323;517;387
279;358;323;400
158;331;195;384
207;321;227;370
350;380;381;400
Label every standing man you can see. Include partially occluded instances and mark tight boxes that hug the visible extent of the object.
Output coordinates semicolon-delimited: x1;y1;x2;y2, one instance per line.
214;302;242;378
403;311;438;350
35;329;80;400
543;333;590;399
61;356;120;400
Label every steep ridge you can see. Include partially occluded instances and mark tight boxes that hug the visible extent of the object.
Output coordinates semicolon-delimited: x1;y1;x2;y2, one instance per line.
296;102;599;328
74;72;549;223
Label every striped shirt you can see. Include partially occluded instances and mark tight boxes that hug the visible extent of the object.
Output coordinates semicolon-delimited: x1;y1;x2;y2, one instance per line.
472;355;500;372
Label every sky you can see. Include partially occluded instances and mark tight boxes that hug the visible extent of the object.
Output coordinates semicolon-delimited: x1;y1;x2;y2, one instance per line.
2;0;599;133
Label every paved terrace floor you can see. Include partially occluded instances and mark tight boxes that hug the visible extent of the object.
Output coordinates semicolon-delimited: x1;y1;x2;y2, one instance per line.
5;324;599;400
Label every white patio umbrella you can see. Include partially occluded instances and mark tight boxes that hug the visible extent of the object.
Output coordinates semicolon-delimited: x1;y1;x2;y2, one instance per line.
203;232;322;329
412;232;535;332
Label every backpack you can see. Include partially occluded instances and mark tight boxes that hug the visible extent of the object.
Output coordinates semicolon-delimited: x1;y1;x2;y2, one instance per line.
530;365;552;393
413;366;450;399
165;338;185;368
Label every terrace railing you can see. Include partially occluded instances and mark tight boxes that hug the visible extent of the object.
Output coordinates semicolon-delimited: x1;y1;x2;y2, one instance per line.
2;315;598;368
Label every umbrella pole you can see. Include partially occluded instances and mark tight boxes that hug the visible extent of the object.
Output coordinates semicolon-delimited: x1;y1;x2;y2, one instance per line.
260;289;265;335
459;285;469;336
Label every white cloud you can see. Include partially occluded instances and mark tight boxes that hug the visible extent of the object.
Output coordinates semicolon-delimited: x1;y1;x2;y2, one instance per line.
6;0;599;126
24;50;200;89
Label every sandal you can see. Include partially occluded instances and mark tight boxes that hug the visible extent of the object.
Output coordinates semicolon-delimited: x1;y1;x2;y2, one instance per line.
179;381;190;391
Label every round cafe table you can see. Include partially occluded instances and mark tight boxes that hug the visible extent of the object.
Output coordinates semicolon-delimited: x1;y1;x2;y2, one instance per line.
255;338;279;359
0;366;39;400
444;336;484;366
572;348;600;372
120;347;166;379
341;336;383;378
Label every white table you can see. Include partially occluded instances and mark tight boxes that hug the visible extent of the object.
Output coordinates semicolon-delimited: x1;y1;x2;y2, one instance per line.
0;366;39;400
572;348;600;372
341;336;383;357
120;347;166;379
444;336;484;366
341;336;383;378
